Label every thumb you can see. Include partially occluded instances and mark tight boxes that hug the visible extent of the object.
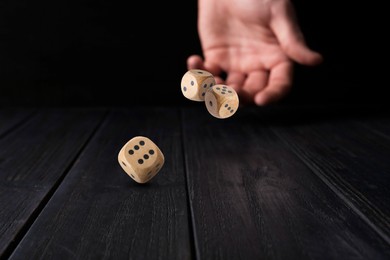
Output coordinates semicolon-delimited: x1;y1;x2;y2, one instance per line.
270;1;323;65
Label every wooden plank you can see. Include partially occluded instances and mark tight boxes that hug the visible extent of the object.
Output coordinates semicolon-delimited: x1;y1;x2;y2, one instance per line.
0;108;35;138
182;106;390;260
268;107;390;242
9;108;192;259
0;108;107;259
356;117;390;141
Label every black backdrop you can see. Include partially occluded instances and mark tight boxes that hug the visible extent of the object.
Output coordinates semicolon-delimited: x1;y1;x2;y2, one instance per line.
0;0;388;107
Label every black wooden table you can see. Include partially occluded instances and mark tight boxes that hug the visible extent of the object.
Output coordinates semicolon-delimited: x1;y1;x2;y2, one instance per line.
1;105;389;260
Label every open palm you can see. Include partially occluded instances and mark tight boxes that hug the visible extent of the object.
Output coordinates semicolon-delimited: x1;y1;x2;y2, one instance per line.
187;0;322;105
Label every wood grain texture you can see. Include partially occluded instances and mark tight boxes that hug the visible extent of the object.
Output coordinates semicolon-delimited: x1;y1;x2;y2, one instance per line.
0;108;35;138
182;106;390;260
9;108;192;260
0;108;106;259
267;107;390;242
356;117;390;141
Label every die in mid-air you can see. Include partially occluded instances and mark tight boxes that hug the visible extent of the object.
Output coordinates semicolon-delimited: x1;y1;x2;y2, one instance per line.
204;84;239;119
118;136;164;184
181;69;216;101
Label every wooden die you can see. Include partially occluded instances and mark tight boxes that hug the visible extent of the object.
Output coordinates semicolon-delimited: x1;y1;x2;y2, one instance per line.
204;84;239;119
118;136;164;183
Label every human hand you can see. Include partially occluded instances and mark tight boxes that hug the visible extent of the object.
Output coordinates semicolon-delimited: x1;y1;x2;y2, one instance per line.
187;0;323;106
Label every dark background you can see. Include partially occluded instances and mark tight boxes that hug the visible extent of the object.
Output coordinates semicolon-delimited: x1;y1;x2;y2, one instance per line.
0;0;388;107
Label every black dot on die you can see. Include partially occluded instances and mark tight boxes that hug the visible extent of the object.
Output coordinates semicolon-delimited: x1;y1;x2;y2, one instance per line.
224;104;228;107
231;110;234;113
144;154;149;159
203;84;207;88
223;86;227;89
134;145;139;150
122;161;126;167
209;101;213;106
216;87;220;90
130;174;135;178
149;149;155;155
183;86;187;92
128;150;134;155
198;71;204;74
228;107;231;110
228;91;232;93
202;93;205;96
191;81;194;86
221;92;226;94
139;140;145;146
138;159;144;164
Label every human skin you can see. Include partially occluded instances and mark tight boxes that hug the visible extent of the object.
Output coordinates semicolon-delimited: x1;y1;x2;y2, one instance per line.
187;0;323;105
